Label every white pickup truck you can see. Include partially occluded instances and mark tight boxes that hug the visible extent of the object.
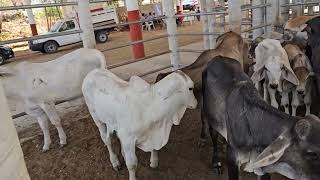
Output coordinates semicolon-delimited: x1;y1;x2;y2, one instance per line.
29;7;119;53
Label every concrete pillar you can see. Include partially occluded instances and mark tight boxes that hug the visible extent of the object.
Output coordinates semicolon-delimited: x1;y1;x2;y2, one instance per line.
281;0;290;21
270;0;283;32
252;0;264;39
207;0;216;49
0;82;30;180
126;0;145;59
218;0;226;30
24;0;38;36
292;0;303;17
200;0;209;50
242;0;251;38
228;0;242;34
78;0;96;49
163;0;180;70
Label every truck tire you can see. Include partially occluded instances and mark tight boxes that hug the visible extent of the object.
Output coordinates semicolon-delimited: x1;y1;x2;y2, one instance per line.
95;31;108;43
43;41;58;53
0;54;5;65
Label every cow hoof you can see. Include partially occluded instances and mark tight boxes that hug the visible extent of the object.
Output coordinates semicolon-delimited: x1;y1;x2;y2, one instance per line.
42;147;50;153
150;161;159;168
60;143;67;148
113;165;122;172
212;162;223;174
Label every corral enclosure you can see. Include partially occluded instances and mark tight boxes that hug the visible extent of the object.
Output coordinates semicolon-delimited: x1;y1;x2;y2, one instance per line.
1;0;320;180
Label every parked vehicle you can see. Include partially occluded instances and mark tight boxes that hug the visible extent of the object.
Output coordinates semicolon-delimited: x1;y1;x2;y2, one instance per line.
29;7;119;53
0;46;14;65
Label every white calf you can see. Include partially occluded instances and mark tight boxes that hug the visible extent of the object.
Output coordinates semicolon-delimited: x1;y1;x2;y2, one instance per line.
251;39;299;109
0;48;106;151
82;69;197;180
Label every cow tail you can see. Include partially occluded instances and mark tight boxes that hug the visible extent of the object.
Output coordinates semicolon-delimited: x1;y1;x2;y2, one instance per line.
97;51;107;69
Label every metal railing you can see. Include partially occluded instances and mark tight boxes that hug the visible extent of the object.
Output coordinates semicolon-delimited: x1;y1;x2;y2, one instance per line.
0;0;109;11
8;1;298;119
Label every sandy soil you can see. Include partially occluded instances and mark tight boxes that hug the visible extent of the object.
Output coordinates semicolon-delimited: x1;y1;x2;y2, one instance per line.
20;106;288;180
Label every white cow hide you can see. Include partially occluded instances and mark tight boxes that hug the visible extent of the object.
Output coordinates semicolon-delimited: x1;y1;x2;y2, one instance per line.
251;39;299;109
82;69;197;180
0;48;106;151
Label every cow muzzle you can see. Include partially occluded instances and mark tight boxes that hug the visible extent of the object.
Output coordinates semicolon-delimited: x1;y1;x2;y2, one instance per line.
270;84;278;89
297;90;305;95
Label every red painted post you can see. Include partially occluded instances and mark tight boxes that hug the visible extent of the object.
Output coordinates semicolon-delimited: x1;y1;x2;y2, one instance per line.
126;0;145;59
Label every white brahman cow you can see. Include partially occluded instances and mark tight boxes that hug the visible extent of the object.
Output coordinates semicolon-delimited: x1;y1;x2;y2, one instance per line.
0;48;106;151
82;69;197;180
251;39;299;110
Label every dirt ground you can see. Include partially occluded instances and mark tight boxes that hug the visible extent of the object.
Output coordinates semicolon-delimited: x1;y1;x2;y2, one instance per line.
20;105;288;180
8;21;206;67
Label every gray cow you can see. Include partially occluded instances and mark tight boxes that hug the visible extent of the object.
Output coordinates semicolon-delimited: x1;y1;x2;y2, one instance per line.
203;56;320;180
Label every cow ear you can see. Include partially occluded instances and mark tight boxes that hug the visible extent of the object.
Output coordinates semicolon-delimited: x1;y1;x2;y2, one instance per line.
295;119;311;140
302;25;311;34
282;69;299;86
251;70;265;83
252;131;292;169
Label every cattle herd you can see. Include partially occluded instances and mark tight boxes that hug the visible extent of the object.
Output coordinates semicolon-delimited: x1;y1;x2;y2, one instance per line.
1;16;320;180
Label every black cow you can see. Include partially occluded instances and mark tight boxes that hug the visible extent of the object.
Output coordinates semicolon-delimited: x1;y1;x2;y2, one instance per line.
303;16;320;95
203;56;320;180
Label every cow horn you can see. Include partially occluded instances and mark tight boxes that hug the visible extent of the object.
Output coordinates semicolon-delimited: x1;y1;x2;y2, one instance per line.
252;130;292;169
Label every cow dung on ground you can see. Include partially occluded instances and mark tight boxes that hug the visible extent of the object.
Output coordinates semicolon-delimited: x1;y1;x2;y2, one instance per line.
20;105;288;180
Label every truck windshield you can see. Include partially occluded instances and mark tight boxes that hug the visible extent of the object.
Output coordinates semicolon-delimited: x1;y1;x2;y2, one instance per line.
50;21;63;32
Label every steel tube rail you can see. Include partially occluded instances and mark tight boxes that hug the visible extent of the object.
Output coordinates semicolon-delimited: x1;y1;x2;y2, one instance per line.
100;35;168;52
241;3;272;11
174;32;223;36
242;23;272;32
0;30;82;45
138;65;173;78
108;50;171;69
281;2;320;7
177;49;203;53
0;0;109;11
174;11;227;18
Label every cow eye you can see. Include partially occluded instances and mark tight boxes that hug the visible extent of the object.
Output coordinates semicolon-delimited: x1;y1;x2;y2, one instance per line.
189;88;193;91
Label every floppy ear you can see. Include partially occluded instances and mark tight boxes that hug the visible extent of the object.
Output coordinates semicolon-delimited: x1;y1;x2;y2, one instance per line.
252;130;292;169
251;69;265;83
282;68;299;86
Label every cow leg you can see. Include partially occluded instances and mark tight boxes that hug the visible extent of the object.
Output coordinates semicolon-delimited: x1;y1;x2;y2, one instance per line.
122;140;138;180
258;174;271;180
281;91;290;114
226;145;239;180
150;150;159;168
263;82;268;102
209;125;222;174
268;87;279;109
304;87;312;116
292;90;299;117
40;102;67;147
26;108;51;152
89;108;121;171
199;106;209;147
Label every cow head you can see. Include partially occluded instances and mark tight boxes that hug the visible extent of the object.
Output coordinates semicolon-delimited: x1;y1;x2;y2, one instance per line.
251;39;299;91
175;70;198;110
253;115;320;180
291;54;314;95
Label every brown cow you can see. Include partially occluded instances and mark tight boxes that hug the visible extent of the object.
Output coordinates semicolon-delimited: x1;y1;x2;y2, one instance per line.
155;31;250;162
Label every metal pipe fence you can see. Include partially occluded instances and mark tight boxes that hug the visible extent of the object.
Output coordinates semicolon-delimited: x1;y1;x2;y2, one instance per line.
9;1;318;119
